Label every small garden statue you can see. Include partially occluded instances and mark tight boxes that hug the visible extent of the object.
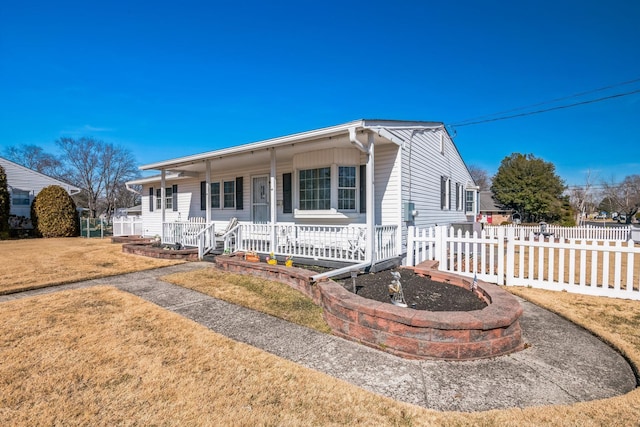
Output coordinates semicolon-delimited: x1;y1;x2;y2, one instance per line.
388;271;407;307
285;255;293;267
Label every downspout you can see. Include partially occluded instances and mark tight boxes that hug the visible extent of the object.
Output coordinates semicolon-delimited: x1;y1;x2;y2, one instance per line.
348;127;375;266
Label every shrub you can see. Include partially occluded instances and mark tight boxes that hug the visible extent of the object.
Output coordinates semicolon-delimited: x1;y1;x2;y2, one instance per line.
0;165;9;239
31;185;79;238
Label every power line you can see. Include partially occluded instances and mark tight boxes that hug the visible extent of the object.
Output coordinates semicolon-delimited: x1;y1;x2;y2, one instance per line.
452;77;640;126
450;88;640;128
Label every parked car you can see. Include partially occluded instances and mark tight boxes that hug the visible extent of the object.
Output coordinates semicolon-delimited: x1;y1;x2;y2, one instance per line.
595;213;607;219
617;214;627;223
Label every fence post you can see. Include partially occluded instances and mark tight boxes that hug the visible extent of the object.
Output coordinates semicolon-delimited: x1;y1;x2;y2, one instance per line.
434;226;442;265
407;226;415;266
502;227;512;286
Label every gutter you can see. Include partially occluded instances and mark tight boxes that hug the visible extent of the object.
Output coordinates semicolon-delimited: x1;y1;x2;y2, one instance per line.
310;260;371;283
348;127;370;153
125;182;141;195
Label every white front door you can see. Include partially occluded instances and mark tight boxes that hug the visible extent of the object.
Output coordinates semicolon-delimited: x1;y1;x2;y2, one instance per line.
252;176;270;223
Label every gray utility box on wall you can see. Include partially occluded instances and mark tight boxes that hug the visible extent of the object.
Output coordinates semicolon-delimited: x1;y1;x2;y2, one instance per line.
403;202;415;221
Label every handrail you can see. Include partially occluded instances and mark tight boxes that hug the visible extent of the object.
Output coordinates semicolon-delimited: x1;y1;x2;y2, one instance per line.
196;223;216;259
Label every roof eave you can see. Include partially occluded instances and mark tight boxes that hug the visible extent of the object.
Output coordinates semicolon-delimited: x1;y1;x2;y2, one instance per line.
139;119;370;171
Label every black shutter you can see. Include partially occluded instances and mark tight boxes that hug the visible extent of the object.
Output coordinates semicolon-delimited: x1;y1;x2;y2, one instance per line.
172;185;178;211
149;187;154;212
235;177;243;210
441;176;446;210
200;181;206;210
282;173;292;214
359;165;366;213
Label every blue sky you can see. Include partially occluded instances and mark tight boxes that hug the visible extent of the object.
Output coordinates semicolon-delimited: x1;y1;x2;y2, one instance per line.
1;0;638;185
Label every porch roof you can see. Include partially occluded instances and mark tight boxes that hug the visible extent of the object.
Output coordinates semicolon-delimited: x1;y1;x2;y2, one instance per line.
137;119;444;174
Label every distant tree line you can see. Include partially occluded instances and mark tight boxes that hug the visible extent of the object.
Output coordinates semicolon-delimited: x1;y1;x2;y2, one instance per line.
3;137;141;219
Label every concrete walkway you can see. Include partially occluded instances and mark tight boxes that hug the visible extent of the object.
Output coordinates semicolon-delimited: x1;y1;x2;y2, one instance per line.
1;262;636;412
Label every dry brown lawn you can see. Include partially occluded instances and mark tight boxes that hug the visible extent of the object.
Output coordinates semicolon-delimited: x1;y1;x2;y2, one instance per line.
1;238;640;425
163;269;332;333
0;238;183;294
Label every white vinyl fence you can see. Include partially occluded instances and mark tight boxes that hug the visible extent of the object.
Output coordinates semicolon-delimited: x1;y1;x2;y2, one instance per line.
407;225;640;300
112;217;143;236
484;224;632;241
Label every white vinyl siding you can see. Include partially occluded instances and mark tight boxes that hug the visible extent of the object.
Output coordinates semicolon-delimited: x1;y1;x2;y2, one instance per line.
398;128;473;232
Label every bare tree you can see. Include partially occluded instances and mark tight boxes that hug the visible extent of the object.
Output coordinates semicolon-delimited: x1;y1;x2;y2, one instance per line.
467;165;491;190
568;170;595;225
102;144;140;218
3;145;65;179
601;174;640;224
56;137;140;218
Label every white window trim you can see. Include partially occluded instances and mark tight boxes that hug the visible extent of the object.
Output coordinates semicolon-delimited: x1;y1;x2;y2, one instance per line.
294;163;362;219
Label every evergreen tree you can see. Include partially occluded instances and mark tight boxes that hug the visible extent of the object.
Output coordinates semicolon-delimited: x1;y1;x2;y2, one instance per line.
491;153;566;223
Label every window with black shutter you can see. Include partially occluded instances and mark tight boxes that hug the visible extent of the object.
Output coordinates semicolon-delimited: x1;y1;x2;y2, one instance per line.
282;173;292;214
235;177;243;210
200;181;206;210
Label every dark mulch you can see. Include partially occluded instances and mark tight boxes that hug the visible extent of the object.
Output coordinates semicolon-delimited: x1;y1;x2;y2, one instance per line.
338;269;487;311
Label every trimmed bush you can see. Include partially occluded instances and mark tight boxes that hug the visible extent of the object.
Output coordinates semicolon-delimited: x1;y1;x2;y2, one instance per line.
0;165;9;239
31;185;79;238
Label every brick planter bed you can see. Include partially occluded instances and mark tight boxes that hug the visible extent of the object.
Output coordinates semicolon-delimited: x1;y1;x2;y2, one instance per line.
215;255;524;361
111;235;154;244
122;242;199;261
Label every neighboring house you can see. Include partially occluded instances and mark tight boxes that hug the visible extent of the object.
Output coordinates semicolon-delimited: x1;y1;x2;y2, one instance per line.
0;156;81;223
127;119;479;268
478;191;514;225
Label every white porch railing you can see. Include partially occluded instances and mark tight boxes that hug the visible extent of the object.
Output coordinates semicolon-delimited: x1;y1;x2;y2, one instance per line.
163;221;209;248
484;224;631;241
407;225;640;300
112;217;143;236
158;220;398;264
223;223;398;264
375;224;398;262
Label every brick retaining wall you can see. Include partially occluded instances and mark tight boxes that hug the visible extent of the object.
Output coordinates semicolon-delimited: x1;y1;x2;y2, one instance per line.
122;242;199;261
215;255;524;361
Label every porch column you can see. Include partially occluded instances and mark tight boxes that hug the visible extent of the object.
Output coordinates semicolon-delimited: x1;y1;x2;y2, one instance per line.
160;169;166;241
366;133;375;263
205;160;211;224
270;148;277;247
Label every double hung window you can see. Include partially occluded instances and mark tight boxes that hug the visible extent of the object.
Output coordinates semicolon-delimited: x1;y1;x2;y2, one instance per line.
338;166;356;210
223;180;235;209
299;167;331;210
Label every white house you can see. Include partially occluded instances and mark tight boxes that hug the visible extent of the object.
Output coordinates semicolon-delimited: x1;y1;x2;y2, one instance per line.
127;119;479;269
0;156;81;222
